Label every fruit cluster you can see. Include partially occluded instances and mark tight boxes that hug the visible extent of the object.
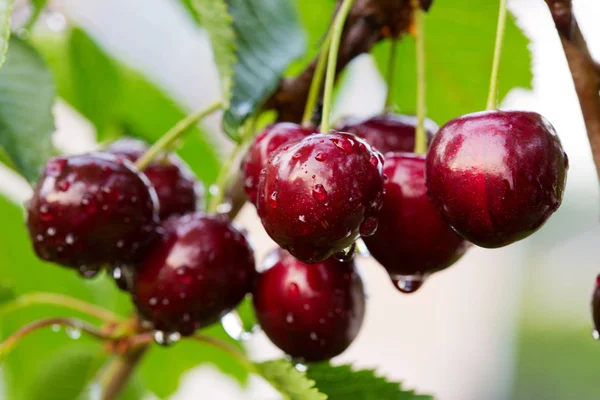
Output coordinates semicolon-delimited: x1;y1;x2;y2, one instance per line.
26;109;568;362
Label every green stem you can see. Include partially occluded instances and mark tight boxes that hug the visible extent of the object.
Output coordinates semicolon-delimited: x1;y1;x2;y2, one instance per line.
413;2;428;155
0;317;118;360
0;292;125;323
24;1;47;32
486;0;508;110
301;29;333;128
384;38;399;110
99;344;148;400
135;100;224;170
320;0;355;133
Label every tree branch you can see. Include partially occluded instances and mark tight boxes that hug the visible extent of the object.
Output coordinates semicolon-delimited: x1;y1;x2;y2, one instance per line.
545;0;600;181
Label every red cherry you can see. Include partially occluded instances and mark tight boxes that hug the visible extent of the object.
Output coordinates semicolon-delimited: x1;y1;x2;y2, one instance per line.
257;131;385;263
426;110;568;248
242;123;314;205
364;153;468;292
26;153;159;276
252;249;365;362
132;213;255;335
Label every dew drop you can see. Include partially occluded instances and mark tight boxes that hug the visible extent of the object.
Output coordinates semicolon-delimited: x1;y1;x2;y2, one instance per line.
303;304;311;311
309;332;318;341
65;234;75;245
149;297;158;306
153;330;180;346
359;217;379;237
286;313;295;324
40;204;53;221
51;324;61;332
298;215;306;223
66;326;81;340
370;155;379;167
36;234;44;242
312;184;327;202
116;240;124;249
176;266;194;285
221;310;257;341
331;137;354;153
293;152;302;159
268;191;279;209
333;243;356;262
593;330;600;340
78;265;99;279
295;363;307;372
391;274;427;294
315;152;327;162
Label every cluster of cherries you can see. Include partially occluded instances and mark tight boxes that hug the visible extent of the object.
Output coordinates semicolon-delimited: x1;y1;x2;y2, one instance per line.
25;108;568;362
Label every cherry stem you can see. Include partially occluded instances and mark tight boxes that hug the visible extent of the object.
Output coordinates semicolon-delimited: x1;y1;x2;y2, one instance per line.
135;100;224;171
384;38;399;110
99;342;149;400
320;0;355;133
301;28;333;128
0;317;120;360
412;0;428;155
486;0;508;110
190;334;256;372
0;292;125;323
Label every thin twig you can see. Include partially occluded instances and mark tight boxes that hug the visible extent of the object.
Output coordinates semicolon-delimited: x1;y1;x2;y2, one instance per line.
100;344;149;400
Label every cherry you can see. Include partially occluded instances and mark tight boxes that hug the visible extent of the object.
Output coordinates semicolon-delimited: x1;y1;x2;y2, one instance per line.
252;249;365;362
337;113;437;154
593;275;600;339
242;123;314;205
107;138;202;219
363;153;468;293
26;154;159;276
426;110;568;248
132;213;255;336
257;131;385;264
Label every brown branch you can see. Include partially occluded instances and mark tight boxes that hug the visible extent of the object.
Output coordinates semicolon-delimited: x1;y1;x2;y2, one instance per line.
264;0;416;123
545;0;600;180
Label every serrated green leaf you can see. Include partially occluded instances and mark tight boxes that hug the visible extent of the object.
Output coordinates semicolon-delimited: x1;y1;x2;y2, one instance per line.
0;37;55;182
255;359;327;400
0;0;13;68
372;0;532;126
191;0;235;107
306;363;433;400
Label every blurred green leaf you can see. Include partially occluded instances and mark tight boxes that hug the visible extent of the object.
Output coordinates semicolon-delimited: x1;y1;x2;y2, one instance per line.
0;37;55;182
256;359;326;400
191;0;235;106
372;0;532;125
307;363;434;399
0;0;12;68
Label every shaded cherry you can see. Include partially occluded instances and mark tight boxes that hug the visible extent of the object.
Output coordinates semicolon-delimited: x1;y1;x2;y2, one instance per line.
107;138;202;219
242;123;314;204
257;131;385;264
426;110;568;248
132;213;256;336
252;249;365;362
26;153;159;275
593;274;600;340
364;153;468;292
337;113;437;154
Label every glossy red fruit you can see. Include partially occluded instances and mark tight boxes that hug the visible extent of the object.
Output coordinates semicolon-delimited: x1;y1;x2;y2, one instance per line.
364;153;468;293
107;138;202;219
253;249;365;362
257;131;385;264
243;123;314;205
426;110;568;248
26;154;159;276
592;275;600;339
133;213;255;336
338;113;437;155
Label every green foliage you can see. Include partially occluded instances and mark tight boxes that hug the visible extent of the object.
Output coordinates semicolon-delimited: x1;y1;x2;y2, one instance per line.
0;0;12;67
372;0;532;125
255;359;326;400
307;363;433;399
0;37;55;182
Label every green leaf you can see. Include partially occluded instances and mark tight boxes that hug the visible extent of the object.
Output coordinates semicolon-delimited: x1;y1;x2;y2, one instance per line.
222;0;306;139
255;359;326;400
0;37;55;182
372;0;532;125
191;0;235;106
0;0;13;68
306;363;434;400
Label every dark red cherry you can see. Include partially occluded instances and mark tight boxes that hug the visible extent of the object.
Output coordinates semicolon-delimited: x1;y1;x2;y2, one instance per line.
364;153;468;292
26;153;159;275
426;110;568;248
257;131;385;264
133;213;255;336
337;113;437;154
253;249;365;362
242;123;314;204
592;275;600;339
107;138;202;219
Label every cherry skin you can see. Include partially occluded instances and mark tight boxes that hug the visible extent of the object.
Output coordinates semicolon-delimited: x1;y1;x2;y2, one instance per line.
243;123;314;205
593;275;600;338
252;249;365;362
132;213;256;336
26;153;159;276
363;153;468;292
257;131;385;264
337;113;437;154
426;110;568;248
107;138;202;219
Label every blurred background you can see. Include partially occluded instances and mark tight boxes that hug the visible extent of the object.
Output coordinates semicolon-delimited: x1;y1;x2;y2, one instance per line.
1;0;600;399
